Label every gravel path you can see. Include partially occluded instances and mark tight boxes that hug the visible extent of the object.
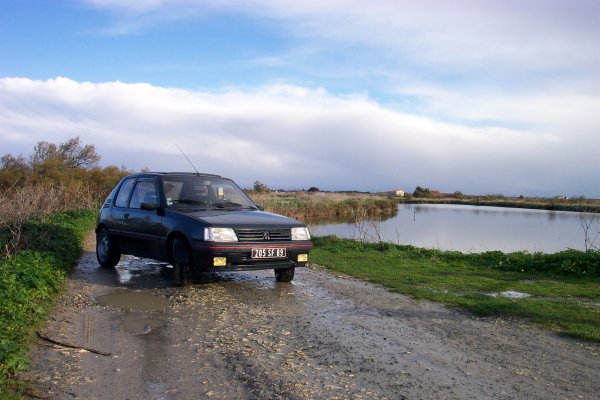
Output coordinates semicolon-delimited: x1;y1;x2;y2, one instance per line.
24;236;600;399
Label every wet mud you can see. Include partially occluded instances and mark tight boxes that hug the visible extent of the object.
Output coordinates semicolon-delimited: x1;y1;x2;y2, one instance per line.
23;234;600;399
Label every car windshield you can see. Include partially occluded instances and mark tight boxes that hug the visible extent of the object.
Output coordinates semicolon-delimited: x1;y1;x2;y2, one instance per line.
162;176;257;210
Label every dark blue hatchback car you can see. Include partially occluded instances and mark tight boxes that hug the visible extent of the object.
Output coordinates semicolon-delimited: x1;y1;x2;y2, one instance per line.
96;172;312;285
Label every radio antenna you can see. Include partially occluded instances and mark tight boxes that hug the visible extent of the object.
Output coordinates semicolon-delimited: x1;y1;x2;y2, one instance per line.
175;144;200;175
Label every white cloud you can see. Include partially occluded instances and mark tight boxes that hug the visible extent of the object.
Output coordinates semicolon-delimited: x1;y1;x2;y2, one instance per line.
395;84;600;134
2;77;596;196
81;0;600;75
78;1;600;152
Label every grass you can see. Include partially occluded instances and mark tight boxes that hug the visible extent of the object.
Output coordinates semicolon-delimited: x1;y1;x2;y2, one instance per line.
0;210;96;398
310;236;600;342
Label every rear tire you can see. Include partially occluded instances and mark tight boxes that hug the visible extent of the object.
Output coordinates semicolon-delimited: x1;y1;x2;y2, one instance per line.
172;237;192;287
96;228;120;268
275;267;295;282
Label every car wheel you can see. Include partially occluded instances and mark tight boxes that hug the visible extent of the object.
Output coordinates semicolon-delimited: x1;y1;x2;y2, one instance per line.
96;228;121;268
275;267;295;282
172;236;191;287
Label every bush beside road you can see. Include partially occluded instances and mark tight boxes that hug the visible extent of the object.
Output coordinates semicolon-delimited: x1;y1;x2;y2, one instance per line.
0;210;95;397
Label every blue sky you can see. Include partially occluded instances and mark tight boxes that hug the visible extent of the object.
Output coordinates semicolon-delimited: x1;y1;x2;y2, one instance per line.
1;0;600;196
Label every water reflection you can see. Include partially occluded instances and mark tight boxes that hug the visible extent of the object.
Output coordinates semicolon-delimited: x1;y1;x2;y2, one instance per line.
310;204;593;253
114;256;174;288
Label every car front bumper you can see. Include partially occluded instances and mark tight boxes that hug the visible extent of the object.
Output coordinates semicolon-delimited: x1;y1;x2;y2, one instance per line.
191;240;313;272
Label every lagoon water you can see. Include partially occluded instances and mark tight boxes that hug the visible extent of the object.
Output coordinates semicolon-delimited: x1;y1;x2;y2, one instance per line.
309;204;595;253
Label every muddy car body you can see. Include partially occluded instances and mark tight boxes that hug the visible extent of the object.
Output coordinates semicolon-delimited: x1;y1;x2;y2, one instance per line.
96;172;312;285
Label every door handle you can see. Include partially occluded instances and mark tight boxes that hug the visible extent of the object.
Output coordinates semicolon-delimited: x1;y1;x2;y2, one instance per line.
124;213;129;219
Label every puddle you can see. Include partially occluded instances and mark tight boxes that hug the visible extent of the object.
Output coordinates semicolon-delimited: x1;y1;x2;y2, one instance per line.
96;292;170;311
115;256;172;288
122;315;165;335
488;291;531;299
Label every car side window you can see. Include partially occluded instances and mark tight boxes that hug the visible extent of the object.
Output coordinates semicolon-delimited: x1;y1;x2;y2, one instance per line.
114;178;136;208
129;180;158;209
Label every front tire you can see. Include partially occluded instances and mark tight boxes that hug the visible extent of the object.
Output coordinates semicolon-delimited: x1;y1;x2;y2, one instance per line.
275;267;295;282
172;237;192;286
96;228;121;268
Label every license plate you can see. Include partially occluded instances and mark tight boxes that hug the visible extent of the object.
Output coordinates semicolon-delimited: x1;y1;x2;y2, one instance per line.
251;248;286;259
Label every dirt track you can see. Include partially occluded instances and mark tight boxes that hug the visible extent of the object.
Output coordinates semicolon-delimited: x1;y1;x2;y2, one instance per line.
24;237;600;399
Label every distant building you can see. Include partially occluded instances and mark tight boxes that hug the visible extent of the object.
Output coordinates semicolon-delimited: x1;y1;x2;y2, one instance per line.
382;189;405;197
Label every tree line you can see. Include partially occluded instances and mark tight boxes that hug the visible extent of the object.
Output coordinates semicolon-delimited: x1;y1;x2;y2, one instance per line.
0;136;130;256
1;136;130;206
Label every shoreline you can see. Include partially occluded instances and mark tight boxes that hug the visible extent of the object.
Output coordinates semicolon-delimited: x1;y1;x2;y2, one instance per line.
399;197;600;213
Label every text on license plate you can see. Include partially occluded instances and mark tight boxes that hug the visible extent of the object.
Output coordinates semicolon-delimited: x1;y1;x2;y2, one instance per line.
252;248;286;258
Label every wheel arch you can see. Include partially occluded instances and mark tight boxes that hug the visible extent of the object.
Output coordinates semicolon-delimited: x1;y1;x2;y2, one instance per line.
95;222;109;234
166;231;193;264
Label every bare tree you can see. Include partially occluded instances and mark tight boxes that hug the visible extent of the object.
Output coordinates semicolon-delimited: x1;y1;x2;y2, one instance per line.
30;140;59;166
579;212;600;252
352;205;384;243
60;136;100;169
352;205;369;243
1;154;28;169
30;136;100;170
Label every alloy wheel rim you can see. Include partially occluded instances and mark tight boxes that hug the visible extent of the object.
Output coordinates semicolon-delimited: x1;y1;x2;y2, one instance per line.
99;234;109;261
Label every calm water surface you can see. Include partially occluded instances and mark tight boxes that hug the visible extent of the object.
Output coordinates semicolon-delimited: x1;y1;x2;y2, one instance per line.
309;204;592;253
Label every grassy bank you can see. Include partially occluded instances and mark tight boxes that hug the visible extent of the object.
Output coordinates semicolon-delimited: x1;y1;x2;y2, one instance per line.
247;191;398;223
0;210;96;397
310;236;600;342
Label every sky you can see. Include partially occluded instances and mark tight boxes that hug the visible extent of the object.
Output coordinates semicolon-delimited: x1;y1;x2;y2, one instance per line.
1;0;599;196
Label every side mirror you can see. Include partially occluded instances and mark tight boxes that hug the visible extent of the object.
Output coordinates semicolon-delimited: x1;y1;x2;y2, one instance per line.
140;201;159;211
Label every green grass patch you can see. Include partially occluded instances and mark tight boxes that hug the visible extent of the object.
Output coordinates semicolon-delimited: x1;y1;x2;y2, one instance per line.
311;236;600;342
0;210;96;397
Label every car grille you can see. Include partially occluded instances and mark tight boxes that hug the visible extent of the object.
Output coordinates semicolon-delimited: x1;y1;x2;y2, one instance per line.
235;228;292;242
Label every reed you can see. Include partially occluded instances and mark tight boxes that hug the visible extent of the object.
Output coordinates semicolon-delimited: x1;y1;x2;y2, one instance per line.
246;191;399;223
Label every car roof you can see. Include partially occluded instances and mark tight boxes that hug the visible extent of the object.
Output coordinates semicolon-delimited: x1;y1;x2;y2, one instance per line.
127;172;223;178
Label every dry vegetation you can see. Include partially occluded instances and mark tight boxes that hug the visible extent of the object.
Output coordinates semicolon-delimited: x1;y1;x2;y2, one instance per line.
0;137;129;257
404;192;600;213
246;190;399;223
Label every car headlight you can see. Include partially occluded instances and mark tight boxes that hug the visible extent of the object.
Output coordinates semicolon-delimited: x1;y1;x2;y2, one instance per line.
204;227;238;242
291;227;311;241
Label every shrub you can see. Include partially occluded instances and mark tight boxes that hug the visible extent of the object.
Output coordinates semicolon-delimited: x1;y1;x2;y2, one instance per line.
473;249;600;277
0;210;95;394
413;186;431;198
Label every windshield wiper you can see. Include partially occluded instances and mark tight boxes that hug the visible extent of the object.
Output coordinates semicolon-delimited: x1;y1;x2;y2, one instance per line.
214;201;253;209
170;199;212;210
173;199;209;205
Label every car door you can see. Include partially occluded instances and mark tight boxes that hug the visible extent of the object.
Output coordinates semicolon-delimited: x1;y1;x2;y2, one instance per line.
121;178;165;259
107;176;136;250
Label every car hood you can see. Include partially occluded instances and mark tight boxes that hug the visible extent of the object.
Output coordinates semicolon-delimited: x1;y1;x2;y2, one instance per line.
183;209;305;228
